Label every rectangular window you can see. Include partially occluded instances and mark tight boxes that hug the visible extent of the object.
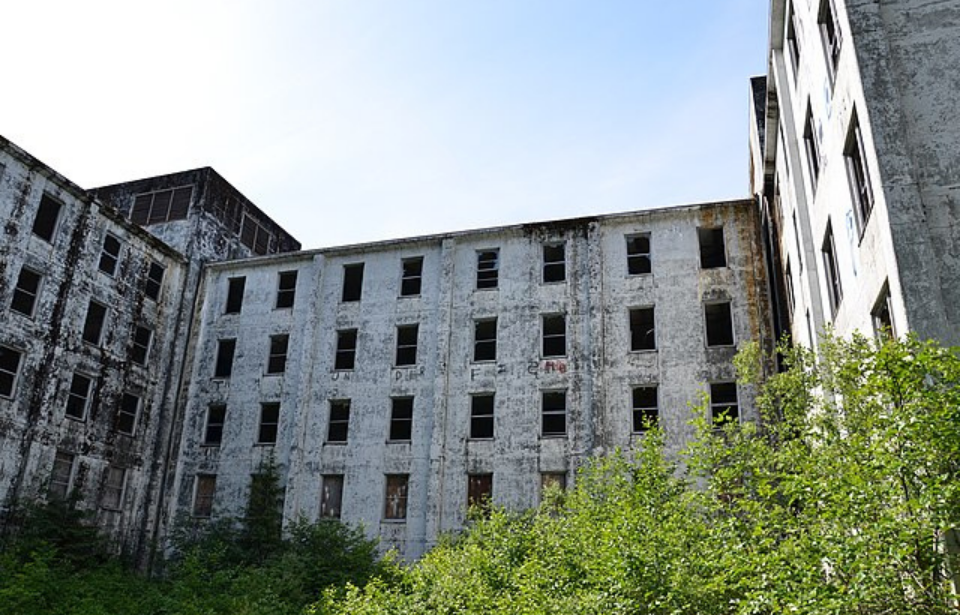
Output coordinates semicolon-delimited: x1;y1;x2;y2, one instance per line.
131;186;193;226
0;345;24;398
541;390;567;437
82;301;108;345
389;397;414;441
193;474;217;517
704;302;735;347
785;261;796;318
98;234;122;276
822;222;843;316
542;243;566;283
476;250;499;289
320;474;344;519
335;329;357;370
130;325;153;366
239;213;273;255
49;451;75;500
818;0;842;79
101;466;126;511
225;276;246;314
629;307;656;351
275;271;298;309
626;233;651;275
32;194;62;242
65;373;94;420
792;211;803;272
144;262;165;301
632;386;658;433
116;393;140;435
204;404;226;446
383;474;409;520
872;283;895;339
844;111;874;230
342;263;364;302
214;338;236;378
467;473;493;510
473;318;497;362
540;472;567;497
710;382;739;426
786;2;802;79
327;400;351;443
401;257;423;296
267;334;289;374
470;394;495;439
803;105;821;188
395;324;419;366
258;402;280;444
11;266;42;317
542;314;567;358
698;227;727;268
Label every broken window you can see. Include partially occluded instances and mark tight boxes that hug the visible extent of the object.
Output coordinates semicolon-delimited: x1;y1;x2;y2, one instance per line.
803;104;821;188
467;473;493;511
542;314;567;358
389;397;414;441
383;474;409;520
470;394;494;439
116;393;140;435
844;110;874;230
65;373;94;421
822;221;843;316
267;334;289;374
632;385;658;433
629;307;656;351
0;345;24;398
327;400;351;443
473;318;497;362
130;325;153;366
476;250;499;289
49;450;76;500
98;234;122;276
818;0;842;79
130;186;193;226
11;266;42;317
698;227;727;268
786;2;801;79
871;283;895;339
320;474;344;518
193;474;217;517
541;390;567;437
32;194;62;242
214;338;236;378
144;262;165;301
704;302;735;347
275;271;298;309
82;300;108;346
342;263;364;302
401;257;423;296
204;404;226;446
626;233;651;275
542;243;566;283
710;382;739;426
225;276;246;314
335;329;357;370
395;324;419;366
101;466;126;511
258;403;280;444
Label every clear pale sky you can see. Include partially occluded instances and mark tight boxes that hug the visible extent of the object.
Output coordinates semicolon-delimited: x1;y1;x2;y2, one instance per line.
0;1;768;249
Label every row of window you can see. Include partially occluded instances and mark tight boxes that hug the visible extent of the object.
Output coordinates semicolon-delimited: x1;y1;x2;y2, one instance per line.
48;450;128;511
786;0;842;88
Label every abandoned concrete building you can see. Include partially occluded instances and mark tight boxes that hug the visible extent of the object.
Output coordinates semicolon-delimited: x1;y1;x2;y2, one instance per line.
2;0;959;561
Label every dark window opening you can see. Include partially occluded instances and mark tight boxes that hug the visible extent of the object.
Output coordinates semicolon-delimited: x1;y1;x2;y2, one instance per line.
258;402;280;444
144;262;165;301
342;263;364;302
11;267;42;317
401;257;423;296
632;386;658;433
541;391;567;437
131;186;193;226
99;234;122;276
705;302;734;347
225;276;246;314
542;243;566;283
473;319;497;362
116;393;140;435
786;3;802;79
214;339;236;378
698;227;727;268
204;404;226;446
470;394;494;439
822;222;843;316
320;475;344;518
32;194;62;242
819;0;842;79
82;301;108;345
193;474;216;517
130;325;153;366
49;451;76;500
872;283;895;339
476;250;499;289
0;346;24;398
804;105;821;187
101;466;126;511
384;474;409;520
630;307;656;351
395;324;419;366
785;261;796;318
335;329;357;370
327;400;350;443
267;334;289;374
239;214;272;255
275;271;298;309
710;382;739;426
542;314;567;357
467;473;493;511
65;373;93;420
389;397;414;441
626;234;651;275
844;111;874;230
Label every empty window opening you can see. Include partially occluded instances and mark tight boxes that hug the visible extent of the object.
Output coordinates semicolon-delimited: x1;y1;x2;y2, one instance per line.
542;243;566;283
473;319;497;362
710;382;739;426
541;390;567;437
99;234;122;276
785;261;796;318
258;402;280;444
803;105;821;187
626;234;651;275
204;404;226;446
389;397;414;441
470;394;495;439
540;472;567;499
320;474;344;518
384;474;409;520
872;283;895;339
844;111;874;230
275;271;298;309
818;0;842;78
101;466;126;511
225;276;246;314
0;346;24;398
65;373;94;421
629;307;656;351
822;222;843;317
335;329;357;370
401;257;423;296
705;302;735;347
32;194;62;242
82;301;108;346
542;314;567;358
144;262;165;301
476;250;499;289
214;339;236;378
11;266;42;317
116;393;140;435
193;474;217;517
632;386;659;433
131;186;193;226
130;325;153;366
327;400;351;443
467;473;493;511
698;227;727;268
49;451;76;500
395;324;419;366
342;263;364;302
267;334;289;374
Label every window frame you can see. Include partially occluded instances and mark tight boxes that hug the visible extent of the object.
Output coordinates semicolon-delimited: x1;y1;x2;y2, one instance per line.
327;400;351;443
257;402;281;445
64;372;95;421
341;263;365;302
818;0;843;81
98;234;122;276
320;474;345;518
542;242;566;284
844;110;874;234
704;301;735;347
266;333;290;375
629;306;657;352
388;397;414;442
214;338;237;379
473;318;497;363
803;104;822;190
0;345;25;399
625;233;652;276
871;282;895;339
400;257;424;297
467;473;493;511
11;266;42;318
192;474;217;517
476;249;500;290
822;221;843;317
144;262;165;301
116;393;141;435
32;194;63;243
632;385;659;433
130;325;153;366
100;465;127;511
225;276;246;314
82;300;109;346
383;474;409;521
469;393;495;440
334;329;358;370
49;450;76;500
395;324;419;367
710;382;740;426
541;390;567;438
203;404;227;446
697;227;727;269
541;313;567;358
275;270;298;309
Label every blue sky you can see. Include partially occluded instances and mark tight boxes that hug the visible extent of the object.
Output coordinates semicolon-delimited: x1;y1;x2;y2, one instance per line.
0;0;769;248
